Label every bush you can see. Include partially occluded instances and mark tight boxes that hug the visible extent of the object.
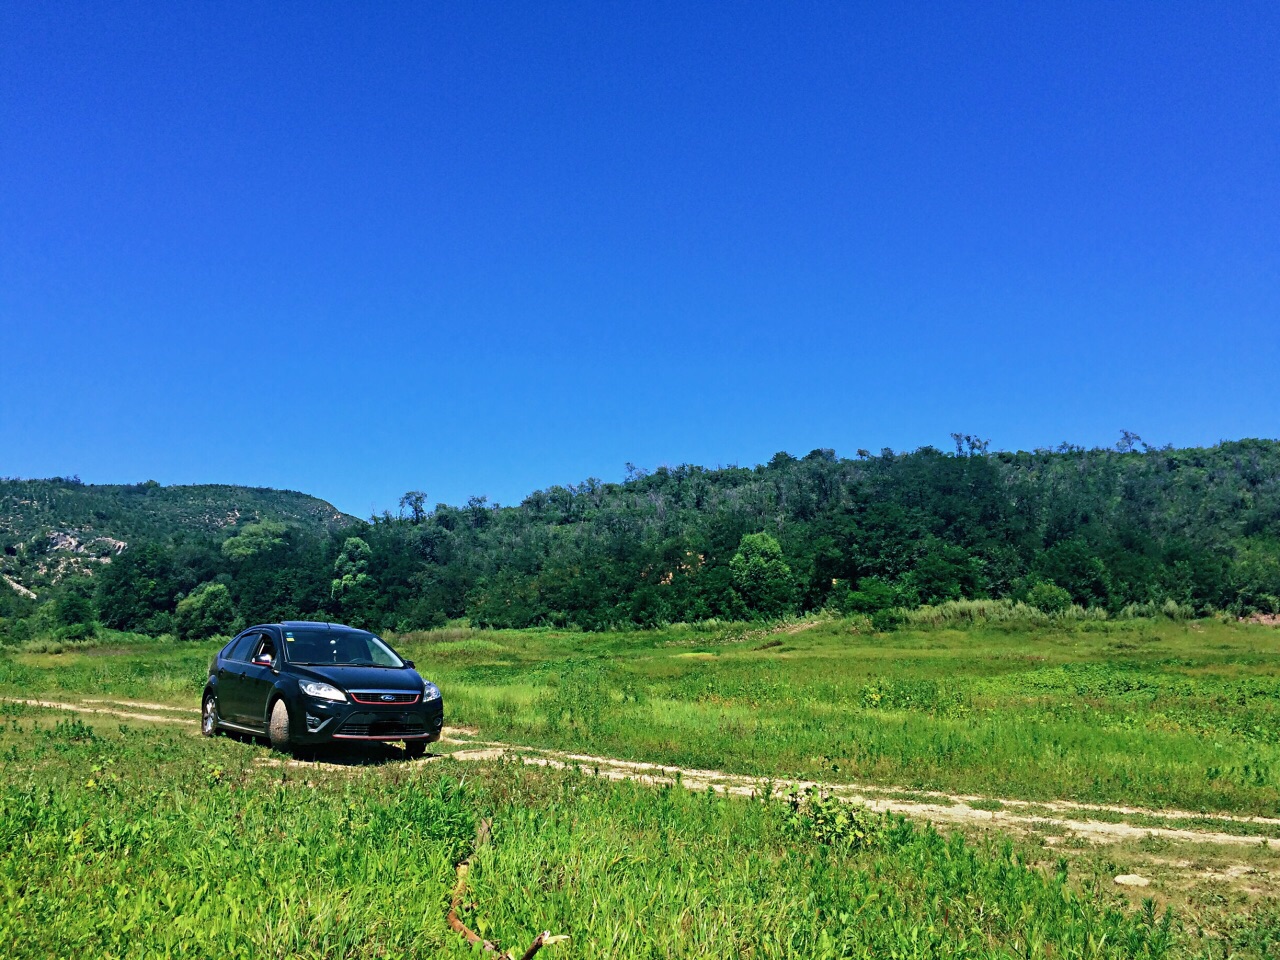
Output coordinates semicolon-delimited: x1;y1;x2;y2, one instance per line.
870;607;904;632
174;582;236;640
1027;581;1073;614
784;787;894;851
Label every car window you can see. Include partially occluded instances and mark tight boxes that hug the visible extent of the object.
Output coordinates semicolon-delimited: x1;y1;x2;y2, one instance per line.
281;627;404;667
362;635;402;667
226;633;258;662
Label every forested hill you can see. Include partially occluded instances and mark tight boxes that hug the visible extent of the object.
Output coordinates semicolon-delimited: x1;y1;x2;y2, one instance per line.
2;439;1279;641
0;478;355;591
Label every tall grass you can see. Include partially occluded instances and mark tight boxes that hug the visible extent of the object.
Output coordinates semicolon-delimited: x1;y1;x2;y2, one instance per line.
0;720;1184;959
899;598;1113;627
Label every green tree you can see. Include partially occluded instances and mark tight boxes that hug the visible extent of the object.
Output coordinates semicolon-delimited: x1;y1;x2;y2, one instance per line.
399;491;428;524
94;544;188;632
220;521;287;561
331;536;377;624
730;533;793;619
839;576;900;614
331;536;373;597
174;582;235;640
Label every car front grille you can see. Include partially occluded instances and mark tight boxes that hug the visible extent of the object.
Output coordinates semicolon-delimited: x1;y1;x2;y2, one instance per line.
349;691;421;705
337;718;427;738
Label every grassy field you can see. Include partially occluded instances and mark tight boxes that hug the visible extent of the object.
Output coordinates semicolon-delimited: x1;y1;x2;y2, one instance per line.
7;615;1280;815
3;613;1280;956
0;709;1196;958
408;615;1280;816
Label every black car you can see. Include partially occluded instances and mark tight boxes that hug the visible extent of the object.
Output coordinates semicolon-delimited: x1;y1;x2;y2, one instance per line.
201;620;443;756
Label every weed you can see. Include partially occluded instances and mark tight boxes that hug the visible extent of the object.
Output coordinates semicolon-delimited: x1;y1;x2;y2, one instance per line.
784;786;893;850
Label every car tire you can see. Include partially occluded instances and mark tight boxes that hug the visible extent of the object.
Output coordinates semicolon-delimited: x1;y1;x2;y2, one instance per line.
201;693;219;737
268;699;292;753
404;740;428;760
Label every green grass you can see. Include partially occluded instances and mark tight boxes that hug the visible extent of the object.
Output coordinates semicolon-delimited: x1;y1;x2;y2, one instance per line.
5;617;1280;956
0;711;1186;959
3;617;1280;815
401;617;1280;816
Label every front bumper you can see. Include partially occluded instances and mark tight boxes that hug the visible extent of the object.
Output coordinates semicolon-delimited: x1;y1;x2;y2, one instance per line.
293;693;444;744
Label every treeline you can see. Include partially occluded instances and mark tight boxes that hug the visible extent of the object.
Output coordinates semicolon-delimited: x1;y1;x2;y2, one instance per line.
2;437;1279;642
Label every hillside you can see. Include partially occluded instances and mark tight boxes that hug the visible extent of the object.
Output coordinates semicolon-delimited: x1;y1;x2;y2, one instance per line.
0;478;356;592
2;438;1279;640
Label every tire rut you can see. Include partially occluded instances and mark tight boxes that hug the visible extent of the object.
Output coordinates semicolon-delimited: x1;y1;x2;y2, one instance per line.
7;696;1272;847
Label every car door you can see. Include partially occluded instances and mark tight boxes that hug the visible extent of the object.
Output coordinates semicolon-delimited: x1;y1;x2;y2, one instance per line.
240;631;280;726
216;632;258;722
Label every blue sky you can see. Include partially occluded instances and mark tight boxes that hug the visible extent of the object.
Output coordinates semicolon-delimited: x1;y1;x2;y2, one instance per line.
2;2;1276;518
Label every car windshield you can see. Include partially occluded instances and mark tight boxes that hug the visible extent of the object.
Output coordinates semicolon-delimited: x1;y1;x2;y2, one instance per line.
282;627;404;667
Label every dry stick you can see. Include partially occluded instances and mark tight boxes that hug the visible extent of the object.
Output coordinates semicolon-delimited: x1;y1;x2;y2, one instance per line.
447;860;501;952
518;933;549;960
446;819;560;960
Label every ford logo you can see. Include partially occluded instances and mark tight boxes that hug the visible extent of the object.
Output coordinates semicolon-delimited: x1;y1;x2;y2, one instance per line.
380;694;396;701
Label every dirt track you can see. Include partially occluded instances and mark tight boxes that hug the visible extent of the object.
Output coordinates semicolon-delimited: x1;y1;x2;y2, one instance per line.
6;695;1276;849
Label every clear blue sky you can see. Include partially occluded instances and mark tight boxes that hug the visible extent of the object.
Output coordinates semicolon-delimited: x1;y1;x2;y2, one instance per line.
2;2;1276;518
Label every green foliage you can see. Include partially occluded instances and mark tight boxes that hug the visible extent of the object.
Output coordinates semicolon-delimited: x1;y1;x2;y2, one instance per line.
0;477;353;592
219;520;287;561
1026;580;1073;614
331;536;372;593
7;438;1280;634
93;543;189;633
833;576;901;615
784;786;894;850
730;532;794;619
174;582;235;640
330;536;375;625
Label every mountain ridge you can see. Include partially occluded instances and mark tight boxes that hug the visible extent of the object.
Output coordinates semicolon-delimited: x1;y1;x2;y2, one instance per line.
0;477;357;592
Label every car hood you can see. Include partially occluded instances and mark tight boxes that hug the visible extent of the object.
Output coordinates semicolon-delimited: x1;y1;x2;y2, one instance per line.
290;663;426;693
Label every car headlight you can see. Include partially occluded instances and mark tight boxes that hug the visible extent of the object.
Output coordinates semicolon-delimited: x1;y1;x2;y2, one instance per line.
423;682;441;702
300;680;346;702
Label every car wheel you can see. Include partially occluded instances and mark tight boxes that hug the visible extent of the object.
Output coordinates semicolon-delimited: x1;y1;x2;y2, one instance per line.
268;699;292;752
201;693;219;737
404;740;428;760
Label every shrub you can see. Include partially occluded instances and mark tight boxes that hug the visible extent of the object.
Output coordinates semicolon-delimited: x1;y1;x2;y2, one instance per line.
174;582;235;640
784;787;893;851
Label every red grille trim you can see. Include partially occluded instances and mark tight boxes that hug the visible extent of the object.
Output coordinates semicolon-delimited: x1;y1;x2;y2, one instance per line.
349;692;421;705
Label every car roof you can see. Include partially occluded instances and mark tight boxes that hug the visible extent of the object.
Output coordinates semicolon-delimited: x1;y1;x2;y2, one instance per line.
244;621;371;634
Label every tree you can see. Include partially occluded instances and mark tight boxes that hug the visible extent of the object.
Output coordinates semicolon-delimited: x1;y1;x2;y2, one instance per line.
331;537;373;599
1116;430;1143;453
220;521;287;561
730;533;794;619
331;536;377;624
174;582;235;640
399;491;428;524
94;543;188;632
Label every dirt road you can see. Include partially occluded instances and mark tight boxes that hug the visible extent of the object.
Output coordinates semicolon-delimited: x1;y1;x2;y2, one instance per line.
7;695;1276;850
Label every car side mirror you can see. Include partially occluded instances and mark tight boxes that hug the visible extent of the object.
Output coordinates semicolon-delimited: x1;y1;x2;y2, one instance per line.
404;659;415;668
